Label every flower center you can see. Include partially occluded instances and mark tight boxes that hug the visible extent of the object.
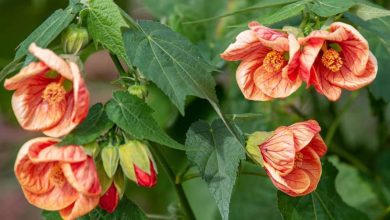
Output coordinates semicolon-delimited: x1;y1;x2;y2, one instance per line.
294;152;304;168
263;50;287;73
42;81;66;105
50;164;66;187
321;48;343;72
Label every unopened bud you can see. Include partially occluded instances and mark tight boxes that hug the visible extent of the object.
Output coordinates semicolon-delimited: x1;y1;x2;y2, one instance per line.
128;85;148;100
62;24;89;54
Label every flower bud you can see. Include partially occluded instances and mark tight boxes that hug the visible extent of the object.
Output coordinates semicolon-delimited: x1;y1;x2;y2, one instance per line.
62;24;89;54
99;183;119;213
101;145;120;178
128;85;148;100
118;140;157;187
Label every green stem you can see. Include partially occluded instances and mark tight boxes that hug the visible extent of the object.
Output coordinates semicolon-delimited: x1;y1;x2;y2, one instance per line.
325;91;359;146
109;54;127;78
150;146;195;220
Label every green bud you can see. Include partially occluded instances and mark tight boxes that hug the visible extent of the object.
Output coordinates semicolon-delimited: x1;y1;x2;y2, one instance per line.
101;145;120;178
82;141;100;158
96;160;113;195
62;24;89;54
246;131;273;166
128;85;148;99
113;168;126;198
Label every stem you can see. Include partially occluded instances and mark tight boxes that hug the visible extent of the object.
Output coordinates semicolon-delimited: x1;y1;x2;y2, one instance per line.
325;91;359;146
109;54;127;78
150;146;195;220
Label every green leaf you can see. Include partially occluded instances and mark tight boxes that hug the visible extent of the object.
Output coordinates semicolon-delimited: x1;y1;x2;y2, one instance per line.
259;0;309;25
185;119;245;220
16;3;82;65
277;159;369;220
106;91;184;150
350;3;390;21
80;197;147;219
123;20;217;115
60;103;114;146
101;146;120;178
86;0;129;64
41;211;62;220
308;0;356;17
0;57;24;81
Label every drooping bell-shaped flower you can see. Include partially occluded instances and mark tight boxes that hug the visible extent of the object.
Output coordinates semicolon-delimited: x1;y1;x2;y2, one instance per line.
14;137;101;219
4;43;89;137
247;120;327;196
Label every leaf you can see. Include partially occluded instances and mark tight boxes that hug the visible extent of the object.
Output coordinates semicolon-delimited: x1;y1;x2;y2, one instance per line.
105;91;184;150
123;20;217;115
0;57;24;81
80;197;147;220
277;159;369;220
308;0;356;17
259;0;309;25
16;3;82;65
185;119;245;220
351;3;390;21
60;103;114;146
101;146;120;178
87;0;129;64
41;211;62;220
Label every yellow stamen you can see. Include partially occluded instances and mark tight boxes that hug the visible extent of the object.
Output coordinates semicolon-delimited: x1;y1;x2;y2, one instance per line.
294;152;304;168
321;48;343;72
42;79;67;105
50;164;66;187
262;50;287;73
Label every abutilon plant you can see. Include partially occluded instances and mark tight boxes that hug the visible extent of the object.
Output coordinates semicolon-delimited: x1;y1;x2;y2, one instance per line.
1;0;390;220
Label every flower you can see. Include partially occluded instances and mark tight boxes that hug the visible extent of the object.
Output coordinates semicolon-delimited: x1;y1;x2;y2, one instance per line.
4;43;89;137
99;184;119;213
247;120;327;196
118;140;157;187
297;22;377;101
14;137;101;219
220;21;302;101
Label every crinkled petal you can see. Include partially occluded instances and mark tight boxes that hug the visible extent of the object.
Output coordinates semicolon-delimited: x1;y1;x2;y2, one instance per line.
324;52;377;90
61;157;101;196
28;142;87;163
308;134;327;157
260;127;295;176
220;30;263;61
4;62;48;90
235;53;272;101
296;147;322;195
59;194;99;220
310;59;342;101
286;34;304;80
29;43;73;80
254;65;302;98
249;21;289;52
23;181;78;211
288;120;321;152
43;62;89;137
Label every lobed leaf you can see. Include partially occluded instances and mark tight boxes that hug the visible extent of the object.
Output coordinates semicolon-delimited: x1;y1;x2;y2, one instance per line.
185;119;245;220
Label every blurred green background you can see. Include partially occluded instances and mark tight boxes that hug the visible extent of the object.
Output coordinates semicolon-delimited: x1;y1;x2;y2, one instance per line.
1;0;390;219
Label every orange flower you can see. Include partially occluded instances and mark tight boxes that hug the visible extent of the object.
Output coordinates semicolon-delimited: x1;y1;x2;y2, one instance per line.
221;22;302;100
297;22;377;101
247;120;327;196
14;137;101;219
4;43;89;137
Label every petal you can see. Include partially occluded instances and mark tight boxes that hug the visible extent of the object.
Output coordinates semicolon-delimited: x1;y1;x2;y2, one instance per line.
296;37;325;84
249;21;289;52
308;134;327;157
23;181;78;211
324;52;377;90
310;59;342;101
59;194;99;220
11;83;67;131
295;147;322;195
61;157;102;196
99;184;119;213
135;160;157;187
220;30;263;61
15;155;54;194
28;142;87;163
260;127;296;176
29;43;73;80
235;54;272;101
288;120;321;152
4;62;48;90
286;34;303;81
43;62;89;137
15;137;59;165
254;66;302;98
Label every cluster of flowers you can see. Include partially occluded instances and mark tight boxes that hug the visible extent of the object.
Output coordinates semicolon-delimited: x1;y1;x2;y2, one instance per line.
221;21;377;196
4;43;157;219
